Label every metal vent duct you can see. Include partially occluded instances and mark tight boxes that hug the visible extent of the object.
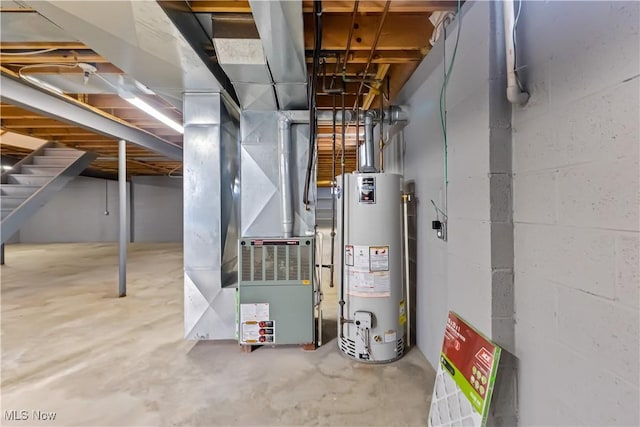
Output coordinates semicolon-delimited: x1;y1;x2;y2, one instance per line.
212;13;277;111
210;0;308;111
249;0;308;110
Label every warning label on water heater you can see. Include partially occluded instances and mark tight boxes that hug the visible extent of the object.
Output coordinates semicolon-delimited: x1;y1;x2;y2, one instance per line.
347;270;391;297
346;245;391;297
369;246;389;271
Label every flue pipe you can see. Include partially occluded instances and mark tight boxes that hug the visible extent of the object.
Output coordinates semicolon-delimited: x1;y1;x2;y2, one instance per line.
278;116;294;238
360;110;377;173
503;0;529;105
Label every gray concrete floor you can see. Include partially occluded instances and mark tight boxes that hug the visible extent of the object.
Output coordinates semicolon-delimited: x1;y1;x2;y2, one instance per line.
1;242;435;426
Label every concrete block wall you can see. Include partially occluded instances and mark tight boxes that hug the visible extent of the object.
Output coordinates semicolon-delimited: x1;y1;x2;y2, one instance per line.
17;175;183;243
395;0;638;424
397;0;514;366
512;2;639;425
131;176;183;242
18;176;128;243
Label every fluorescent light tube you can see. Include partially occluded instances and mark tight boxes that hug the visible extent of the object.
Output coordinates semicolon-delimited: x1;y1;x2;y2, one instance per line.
123;96;184;134
22;75;64;94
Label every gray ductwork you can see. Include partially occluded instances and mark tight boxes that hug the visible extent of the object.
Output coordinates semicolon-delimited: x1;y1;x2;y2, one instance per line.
212;13;277;111
278;115;293;238
211;0;308;111
249;0;308;110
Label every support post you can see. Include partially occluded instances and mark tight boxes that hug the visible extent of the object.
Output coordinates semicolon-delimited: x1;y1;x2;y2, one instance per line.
118;139;127;297
1;243;4;265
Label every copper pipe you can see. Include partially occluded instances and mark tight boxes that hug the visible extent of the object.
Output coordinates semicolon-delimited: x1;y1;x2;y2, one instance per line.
352;0;391;111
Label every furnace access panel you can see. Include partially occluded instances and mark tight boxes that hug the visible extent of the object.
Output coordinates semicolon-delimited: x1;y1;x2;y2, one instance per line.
237;238;315;346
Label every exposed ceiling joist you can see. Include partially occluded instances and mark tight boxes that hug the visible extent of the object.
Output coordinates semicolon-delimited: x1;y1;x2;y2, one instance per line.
0;74;182;161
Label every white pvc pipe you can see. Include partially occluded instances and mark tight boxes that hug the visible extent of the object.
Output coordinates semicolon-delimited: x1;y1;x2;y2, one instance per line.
403;194;411;348
503;0;529;105
278;116;293;238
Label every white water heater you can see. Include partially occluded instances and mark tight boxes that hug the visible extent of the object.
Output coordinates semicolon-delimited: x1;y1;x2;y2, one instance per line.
337;172;405;363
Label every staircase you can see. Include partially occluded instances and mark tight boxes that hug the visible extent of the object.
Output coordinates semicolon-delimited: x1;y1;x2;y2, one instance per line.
1;142;97;243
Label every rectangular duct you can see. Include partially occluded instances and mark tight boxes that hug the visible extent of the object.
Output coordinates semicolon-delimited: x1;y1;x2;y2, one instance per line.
240;111;315;237
211;1;308;111
183;92;239;340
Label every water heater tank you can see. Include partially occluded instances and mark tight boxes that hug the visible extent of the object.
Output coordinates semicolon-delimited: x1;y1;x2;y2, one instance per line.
337;172;405;363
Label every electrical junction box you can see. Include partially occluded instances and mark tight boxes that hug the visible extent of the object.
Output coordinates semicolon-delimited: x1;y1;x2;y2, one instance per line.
238;238;315;346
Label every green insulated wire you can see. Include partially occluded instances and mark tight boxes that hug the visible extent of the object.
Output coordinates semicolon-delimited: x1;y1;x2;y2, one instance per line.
439;0;462;199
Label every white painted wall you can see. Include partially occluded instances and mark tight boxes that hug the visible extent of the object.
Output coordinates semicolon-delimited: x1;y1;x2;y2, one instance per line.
396;0;497;367
18;176;127;243
395;1;638;424
512;2;639;425
18;175;183;243
131;176;183;242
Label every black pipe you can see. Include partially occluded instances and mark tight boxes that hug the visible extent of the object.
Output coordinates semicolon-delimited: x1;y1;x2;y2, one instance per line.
303;0;322;207
339;83;347;337
329;93;337;288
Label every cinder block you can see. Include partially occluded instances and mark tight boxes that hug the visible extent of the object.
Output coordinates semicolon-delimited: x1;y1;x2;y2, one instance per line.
447;254;492;334
446;176;490;221
514;271;558;336
547;3;639;106
487;351;517;424
491;269;514;319
489;127;512;174
490;222;513;270
552;79;640;166
615;233;640;309
513;170;558;224
447;218;491;268
549;339;640;426
446;91;491;179
514;322;587;426
489;173;512;223
558;159;639;231
514;223;616;299
512;115;559;173
557;286;639;386
511;61;551;126
491;317;515;354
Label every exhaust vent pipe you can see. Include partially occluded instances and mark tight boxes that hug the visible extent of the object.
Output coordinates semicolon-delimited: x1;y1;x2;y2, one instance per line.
360;111;378;173
278;116;293;238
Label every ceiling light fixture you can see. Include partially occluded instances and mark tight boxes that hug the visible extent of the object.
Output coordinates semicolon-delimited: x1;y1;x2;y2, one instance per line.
119;90;184;134
22;75;64;94
2;165;13;171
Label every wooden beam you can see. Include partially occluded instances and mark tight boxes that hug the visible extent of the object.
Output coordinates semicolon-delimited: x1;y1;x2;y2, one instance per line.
14;63;124;75
0;51;108;64
189;1;252;13
190;0;457;13
361;63;390;110
308;50;424;64
304;14;433;51
303;1;457;13
0;42;89;50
